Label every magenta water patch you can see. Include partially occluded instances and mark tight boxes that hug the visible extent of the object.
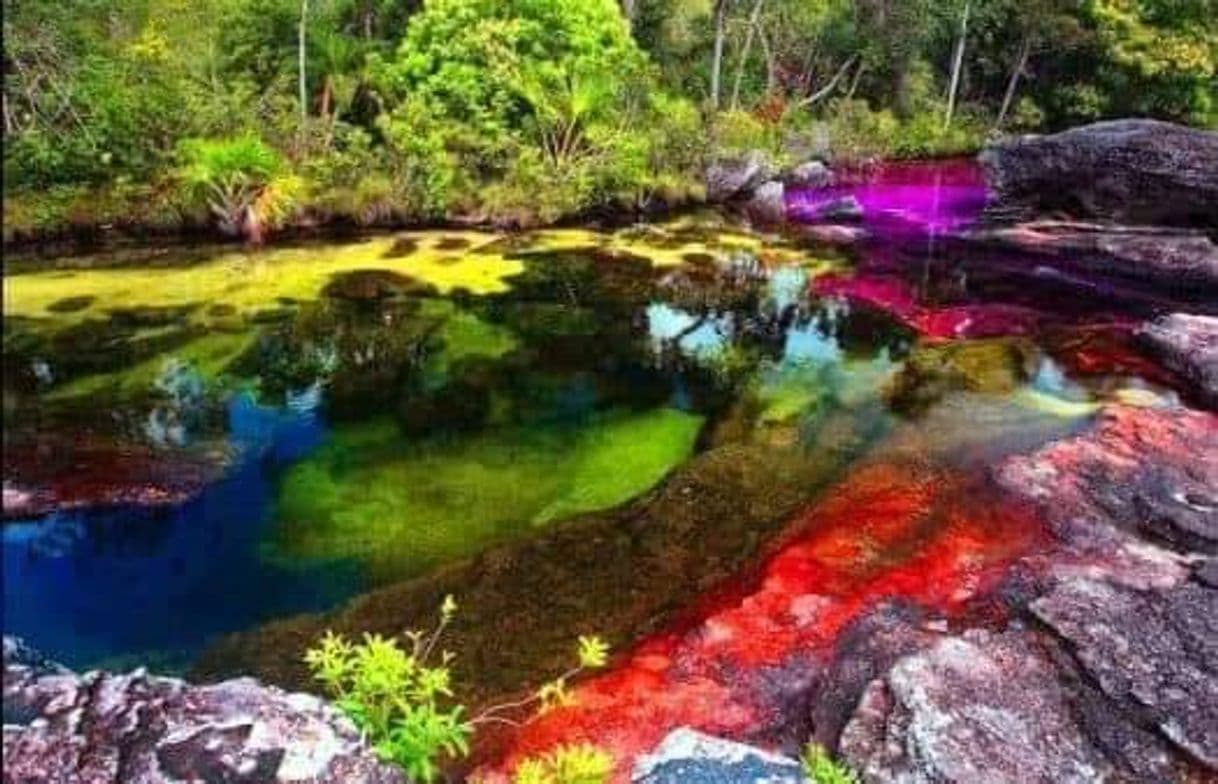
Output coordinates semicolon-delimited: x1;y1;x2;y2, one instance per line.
787;159;988;238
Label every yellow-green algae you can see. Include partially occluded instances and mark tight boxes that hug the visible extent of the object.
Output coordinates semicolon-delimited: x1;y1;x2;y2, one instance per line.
46;330;258;401
267;407;703;581
3;221;836;332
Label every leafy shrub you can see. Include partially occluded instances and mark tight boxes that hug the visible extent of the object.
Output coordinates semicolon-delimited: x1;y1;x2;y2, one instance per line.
512;744;614;784
801;743;859;784
306;597;611;781
177;135;300;241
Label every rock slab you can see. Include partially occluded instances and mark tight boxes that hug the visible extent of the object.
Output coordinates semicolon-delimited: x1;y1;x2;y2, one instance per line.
1138;313;1218;409
980;119;1218;227
2;636;403;784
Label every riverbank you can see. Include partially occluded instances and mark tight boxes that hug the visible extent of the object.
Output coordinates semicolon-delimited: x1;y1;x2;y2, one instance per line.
4;120;1217;783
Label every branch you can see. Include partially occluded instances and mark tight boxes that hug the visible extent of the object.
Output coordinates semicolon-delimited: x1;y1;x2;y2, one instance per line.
794;54;858;108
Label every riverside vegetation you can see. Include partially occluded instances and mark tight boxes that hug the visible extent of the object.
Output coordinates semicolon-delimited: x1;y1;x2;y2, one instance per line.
5;0;1215;243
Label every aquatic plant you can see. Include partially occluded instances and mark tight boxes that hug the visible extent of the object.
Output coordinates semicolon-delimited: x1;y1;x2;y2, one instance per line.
271;408;703;580
511;744;614;784
801;743;859;784
306;597;611;782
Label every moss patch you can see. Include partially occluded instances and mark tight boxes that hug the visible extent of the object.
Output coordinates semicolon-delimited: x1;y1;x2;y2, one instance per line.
267;407;704;581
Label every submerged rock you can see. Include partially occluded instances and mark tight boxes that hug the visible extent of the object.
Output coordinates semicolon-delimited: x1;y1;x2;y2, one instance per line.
632;728;805;784
958;221;1218;296
980;119;1218;227
2;435;227;520
1138;313;1218;409
2;636;403;783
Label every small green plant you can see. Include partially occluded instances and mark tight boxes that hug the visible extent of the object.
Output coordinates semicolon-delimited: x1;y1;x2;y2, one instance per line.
177;135;301;242
306;596;610;782
512;743;614;784
801;743;860;784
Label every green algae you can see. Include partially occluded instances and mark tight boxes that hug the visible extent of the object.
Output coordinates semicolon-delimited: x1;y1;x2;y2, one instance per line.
267;407;703;581
47;330;257;401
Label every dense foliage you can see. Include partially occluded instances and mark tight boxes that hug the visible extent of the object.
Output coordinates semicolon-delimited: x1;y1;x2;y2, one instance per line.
4;0;1215;238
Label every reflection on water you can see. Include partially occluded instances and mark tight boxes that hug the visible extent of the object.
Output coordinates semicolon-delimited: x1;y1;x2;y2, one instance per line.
0;196;1181;676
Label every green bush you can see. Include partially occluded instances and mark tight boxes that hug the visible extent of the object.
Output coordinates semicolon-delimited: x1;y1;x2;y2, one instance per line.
801;743;860;784
177;135;302;240
306;597;611;782
512;744;614;784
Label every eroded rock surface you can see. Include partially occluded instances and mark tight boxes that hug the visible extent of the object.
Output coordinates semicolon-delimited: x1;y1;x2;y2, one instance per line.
958;221;1218;296
840;630;1115;784
994;405;1218;558
1032;578;1218;769
2;636;403;784
980;119;1218;227
1138;313;1218;409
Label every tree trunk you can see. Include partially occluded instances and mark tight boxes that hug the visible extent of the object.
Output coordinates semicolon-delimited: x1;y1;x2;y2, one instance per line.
995;34;1031;129
298;0;309;127
621;0;636;30
730;0;765;110
710;0;729;110
944;0;970;130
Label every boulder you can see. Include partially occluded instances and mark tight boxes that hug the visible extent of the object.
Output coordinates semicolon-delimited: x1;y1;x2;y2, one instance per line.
839;630;1116;783
1138;313;1218;409
1032;578;1218;769
957;221;1218;297
743;180;787;226
632;728;805;784
706;151;776;203
785;161;834;190
2;636;404;783
980;119;1218;227
813;196;864;224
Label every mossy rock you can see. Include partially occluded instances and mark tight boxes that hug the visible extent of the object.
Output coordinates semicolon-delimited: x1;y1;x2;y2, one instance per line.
888;338;1036;415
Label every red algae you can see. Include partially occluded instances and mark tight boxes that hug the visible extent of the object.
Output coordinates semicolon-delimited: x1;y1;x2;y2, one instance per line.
476;462;1050;782
813;273;1043;340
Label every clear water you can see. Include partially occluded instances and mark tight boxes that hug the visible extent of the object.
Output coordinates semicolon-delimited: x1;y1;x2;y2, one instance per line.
0;166;1186;683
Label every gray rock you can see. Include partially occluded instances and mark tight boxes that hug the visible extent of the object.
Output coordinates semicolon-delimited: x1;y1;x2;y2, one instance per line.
1032;578;1218;770
807;603;941;752
632;728;806;784
2;636;404;784
1138;313;1218;409
980;119;1218;227
839;630;1114;783
793;224;869;247
813;196;864;224
1197;558;1218;588
744;180;787;225
957;221;1218;297
706;151;776;203
785;161;834;190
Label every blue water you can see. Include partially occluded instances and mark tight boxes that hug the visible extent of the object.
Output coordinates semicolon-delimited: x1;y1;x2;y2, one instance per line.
2;394;361;671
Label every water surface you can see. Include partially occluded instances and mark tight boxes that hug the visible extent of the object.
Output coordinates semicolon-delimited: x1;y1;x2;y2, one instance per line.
1;167;1184;680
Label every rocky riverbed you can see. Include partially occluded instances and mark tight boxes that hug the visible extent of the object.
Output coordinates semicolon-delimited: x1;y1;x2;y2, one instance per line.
4;119;1217;783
